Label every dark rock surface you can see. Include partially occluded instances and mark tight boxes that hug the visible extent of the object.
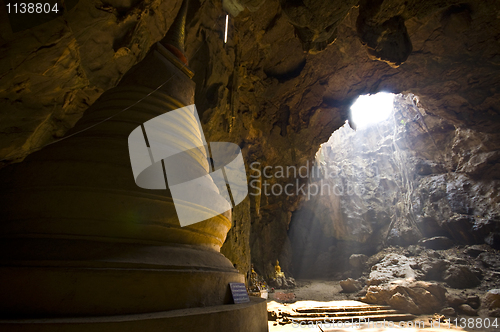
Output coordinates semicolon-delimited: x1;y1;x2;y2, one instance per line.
440;307;456;316
457;303;478;316
443;265;481;289
483;289;500;310
345;245;500;314
268;276;296;290
1;0;499;281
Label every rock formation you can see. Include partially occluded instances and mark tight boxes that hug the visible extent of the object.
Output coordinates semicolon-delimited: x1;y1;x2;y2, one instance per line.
0;0;500;322
290;94;499;278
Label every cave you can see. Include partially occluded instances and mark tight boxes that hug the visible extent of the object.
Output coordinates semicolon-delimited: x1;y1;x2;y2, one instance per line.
0;0;499;331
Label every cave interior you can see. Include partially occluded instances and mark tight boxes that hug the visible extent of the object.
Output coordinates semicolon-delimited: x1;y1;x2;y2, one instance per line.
0;0;499;331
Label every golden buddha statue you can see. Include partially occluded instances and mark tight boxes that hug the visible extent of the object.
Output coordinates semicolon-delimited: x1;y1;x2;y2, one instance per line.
274;260;285;278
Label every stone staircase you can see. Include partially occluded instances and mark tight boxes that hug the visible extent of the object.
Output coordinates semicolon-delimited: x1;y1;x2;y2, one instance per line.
269;301;416;328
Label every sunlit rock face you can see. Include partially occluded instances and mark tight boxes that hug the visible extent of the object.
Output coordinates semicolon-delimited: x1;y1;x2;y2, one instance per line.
1;0;500;279
289;95;500;278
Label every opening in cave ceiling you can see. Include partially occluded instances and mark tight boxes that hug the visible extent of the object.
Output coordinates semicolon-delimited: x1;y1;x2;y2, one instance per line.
350;92;396;129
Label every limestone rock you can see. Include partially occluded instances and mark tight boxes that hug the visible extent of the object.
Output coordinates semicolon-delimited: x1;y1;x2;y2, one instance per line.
0;0;499;286
483;289;500;309
443;266;481;289
340;278;362;293
479;252;500;271
367;254;418;286
440;307;456;316
466;295;481;309
457;304;477;316
416;254;449;281
489;308;500;317
268;276;296;290
388;292;420;314
464;245;488;258
446;293;467;308
364;281;446;315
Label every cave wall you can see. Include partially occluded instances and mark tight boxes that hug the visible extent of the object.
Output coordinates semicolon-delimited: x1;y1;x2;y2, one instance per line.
1;0;500;279
289;94;500;279
0;0;185;164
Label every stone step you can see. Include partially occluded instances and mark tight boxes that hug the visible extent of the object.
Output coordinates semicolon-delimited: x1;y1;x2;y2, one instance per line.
286;309;402;318
285;313;417;323
294;305;392;313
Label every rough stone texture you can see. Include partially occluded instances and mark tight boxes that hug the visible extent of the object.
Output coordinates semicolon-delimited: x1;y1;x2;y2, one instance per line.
0;0;183;163
1;0;500;280
221;197;252;278
446;293;466;308
368;254;419;286
489;308;500;317
289;95;499;278
340;278;362;293
268;276;296;289
356;246;500;313
440;307;456;316
466;295;481;309
364;280;447;315
483;289;500;310
443;265;481;289
457;303;478;316
361;253;450;314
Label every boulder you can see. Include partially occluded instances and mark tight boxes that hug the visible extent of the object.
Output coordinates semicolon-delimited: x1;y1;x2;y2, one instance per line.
457;303;477;316
388;292;420;314
367;253;418;286
440;307;456;316
439;214;475;244
464;245;487;258
483;289;500;309
466;295;481;309
417;255;449;281
446;293;466;308
419;236;454;250
489;308;500;317
443;265;480;289
363;281;446;315
479;252;500;271
269;276;295;289
406;245;423;256
340;278;362;293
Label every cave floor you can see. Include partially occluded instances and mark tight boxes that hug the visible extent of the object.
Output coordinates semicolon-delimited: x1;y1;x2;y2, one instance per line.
267;279;491;332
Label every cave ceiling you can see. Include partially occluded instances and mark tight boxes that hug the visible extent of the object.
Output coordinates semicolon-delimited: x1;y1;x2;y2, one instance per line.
0;1;499;274
0;0;499;166
0;0;500;163
0;0;500;228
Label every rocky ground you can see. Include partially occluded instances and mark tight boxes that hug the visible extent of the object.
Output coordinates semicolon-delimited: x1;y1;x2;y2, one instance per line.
266;243;500;331
354;244;500;318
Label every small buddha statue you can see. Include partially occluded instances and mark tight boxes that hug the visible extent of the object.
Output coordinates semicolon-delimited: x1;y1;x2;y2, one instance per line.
274;260;285;278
